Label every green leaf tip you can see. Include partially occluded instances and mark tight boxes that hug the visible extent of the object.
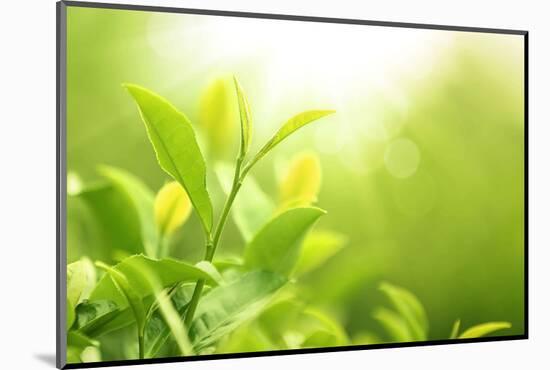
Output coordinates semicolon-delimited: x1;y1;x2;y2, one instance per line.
123;83;213;235
458;321;512;339
249;109;335;168
378;281;428;341
244;207;326;276
233;76;253;158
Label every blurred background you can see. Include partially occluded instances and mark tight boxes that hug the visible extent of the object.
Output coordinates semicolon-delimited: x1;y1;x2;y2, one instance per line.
66;6;524;342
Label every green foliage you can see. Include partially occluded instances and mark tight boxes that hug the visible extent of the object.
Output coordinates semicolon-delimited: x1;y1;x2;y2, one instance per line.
99;166;158;257
247;110;335;168
373;307;414;342
89;255;218;308
244;207;326;276
124;83;213;234
379;282;429;341
189;270;287;352
96;261;147;358
457;321;512;339
65;73;514;364
373;283;428;342
67;257;96;307
450;319;461;339
233;76;253;158
198;76;237;158
72;168;159;261
372;283;512;343
74;300;120;336
144;285;194;358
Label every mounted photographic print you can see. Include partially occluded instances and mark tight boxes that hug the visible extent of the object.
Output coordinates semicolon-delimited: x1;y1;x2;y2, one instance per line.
56;1;527;368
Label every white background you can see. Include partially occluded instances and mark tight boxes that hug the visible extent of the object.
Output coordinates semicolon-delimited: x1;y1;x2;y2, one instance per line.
0;0;545;368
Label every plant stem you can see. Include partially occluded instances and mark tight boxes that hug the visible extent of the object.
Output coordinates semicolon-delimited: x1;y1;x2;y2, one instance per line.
138;332;144;359
183;156;245;328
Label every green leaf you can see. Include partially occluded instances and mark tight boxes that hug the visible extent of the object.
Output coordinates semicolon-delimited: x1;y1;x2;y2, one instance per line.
67;257;96;307
198;76;237;157
379;282;428;341
250;110;334;166
96;261;147;347
189;270;287;351
294;230;347;276
233;76;252;157
67;330;99;348
244;207;325;276
154;181;192;238
78;298;154;338
215;322;276;354
124;83;213;234
89;255;218;309
352;332;382;345
195;261;225;286
99;166;158;257
67;299;75;329
75;184;143;261
458;322;511;339
299;308;349;348
74;300;120;335
372;307;413;342
450;319;461;339
136;261;194;357
216;163;274;242
145;285;194;358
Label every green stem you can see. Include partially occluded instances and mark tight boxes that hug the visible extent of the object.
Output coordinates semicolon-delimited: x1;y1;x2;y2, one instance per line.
184;156;245;328
138;332;144;359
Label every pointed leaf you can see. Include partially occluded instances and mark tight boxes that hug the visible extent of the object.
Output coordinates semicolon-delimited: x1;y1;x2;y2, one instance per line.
244;207;325;276
373;307;413;342
154;181;192;237
89;255;218;309
99;166;159;257
189;270;287;351
300;308;349;347
199;77;237;157
233;76;252;157
458;322;511;339
96;261;147;344
450;319;461;339
124;83;213;233
251;110;334;165
379;282;428;341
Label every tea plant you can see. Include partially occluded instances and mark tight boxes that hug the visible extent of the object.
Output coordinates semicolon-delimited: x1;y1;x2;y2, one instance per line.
359;282;511;345
65;77;512;363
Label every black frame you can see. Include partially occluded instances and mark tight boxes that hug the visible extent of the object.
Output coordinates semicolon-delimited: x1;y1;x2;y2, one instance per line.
56;1;529;369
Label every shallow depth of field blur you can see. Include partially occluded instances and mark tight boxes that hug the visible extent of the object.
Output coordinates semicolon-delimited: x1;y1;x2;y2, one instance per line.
66;6;524;360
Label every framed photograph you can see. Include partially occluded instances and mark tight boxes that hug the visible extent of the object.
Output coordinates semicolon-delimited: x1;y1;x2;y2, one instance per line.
57;1;527;368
